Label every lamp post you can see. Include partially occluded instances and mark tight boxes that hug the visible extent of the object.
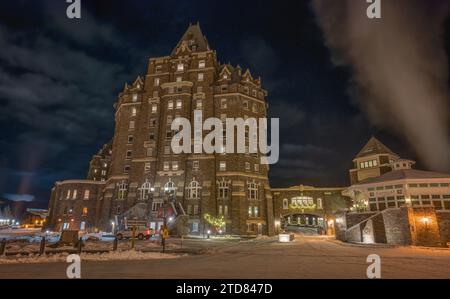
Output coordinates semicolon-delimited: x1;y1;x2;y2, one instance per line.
111;221;115;234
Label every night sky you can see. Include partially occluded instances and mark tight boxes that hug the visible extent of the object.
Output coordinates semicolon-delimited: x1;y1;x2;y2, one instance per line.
0;0;436;207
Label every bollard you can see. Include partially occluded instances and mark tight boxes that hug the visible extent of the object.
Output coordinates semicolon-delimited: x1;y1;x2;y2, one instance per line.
113;237;118;251
39;236;46;255
78;237;83;254
0;238;6;256
131;226;136;250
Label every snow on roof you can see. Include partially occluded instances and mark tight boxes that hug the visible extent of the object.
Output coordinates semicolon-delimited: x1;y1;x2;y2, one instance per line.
355;169;450;185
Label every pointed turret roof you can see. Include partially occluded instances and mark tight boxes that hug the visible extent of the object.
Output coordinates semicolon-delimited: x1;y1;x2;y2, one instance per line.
355;136;398;159
172;22;210;55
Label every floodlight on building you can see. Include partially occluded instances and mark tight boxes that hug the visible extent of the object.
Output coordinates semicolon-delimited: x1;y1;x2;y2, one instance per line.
420;217;432;225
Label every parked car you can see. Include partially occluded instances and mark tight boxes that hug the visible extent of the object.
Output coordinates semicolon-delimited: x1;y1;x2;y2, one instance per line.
116;226;154;240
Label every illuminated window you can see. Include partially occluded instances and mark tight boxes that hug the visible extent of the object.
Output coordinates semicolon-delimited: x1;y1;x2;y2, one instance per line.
129;120;135;129
177;63;184;71
217;179;229;199
172;161;178;171
82;207;88;216
72;190;77;200
139;179;152;200
132;94;138;102
248;181;258;200
198;73;204;81
176;99;182;109
317;198;323;209
219;161;226;171
193;160;199;170
168;100;174;110
163;162;170;171
199;60;205;68
254;206;259;217
283;198;289;209
151;104;157;113
131;107;137;117
186;179;201;199
117;181;128;200
221;98;227;109
83;190;90;200
154;78;160;86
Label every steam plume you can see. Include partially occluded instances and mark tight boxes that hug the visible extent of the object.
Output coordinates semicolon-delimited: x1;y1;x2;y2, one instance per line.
312;0;450;172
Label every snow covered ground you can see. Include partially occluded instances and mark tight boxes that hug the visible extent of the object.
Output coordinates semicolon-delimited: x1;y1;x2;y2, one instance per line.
0;251;180;264
1;234;450;278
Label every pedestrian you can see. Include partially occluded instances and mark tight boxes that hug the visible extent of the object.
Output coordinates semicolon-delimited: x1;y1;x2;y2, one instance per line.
161;225;169;253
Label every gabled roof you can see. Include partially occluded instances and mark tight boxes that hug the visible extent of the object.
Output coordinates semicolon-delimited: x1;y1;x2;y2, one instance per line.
355;169;450;185
355;136;398;159
172;23;210;55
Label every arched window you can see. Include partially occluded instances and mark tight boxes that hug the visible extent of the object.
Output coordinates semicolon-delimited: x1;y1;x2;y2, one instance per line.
139;179;153;200
186;179;201;199
117;181;128;200
283;198;289;210
164;179;176;193
248;181;259;200
317;198;323;209
217;179;229;199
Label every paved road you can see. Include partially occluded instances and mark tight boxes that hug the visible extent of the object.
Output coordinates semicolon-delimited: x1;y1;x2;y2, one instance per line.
1;235;450;279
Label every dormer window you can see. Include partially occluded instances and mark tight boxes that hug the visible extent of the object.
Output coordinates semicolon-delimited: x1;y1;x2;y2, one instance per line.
177;63;184;72
132;94;138;102
223;74;228;79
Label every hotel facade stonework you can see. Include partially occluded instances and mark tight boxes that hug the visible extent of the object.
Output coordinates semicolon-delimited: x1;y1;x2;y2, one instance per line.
45;24;350;236
46;24;276;236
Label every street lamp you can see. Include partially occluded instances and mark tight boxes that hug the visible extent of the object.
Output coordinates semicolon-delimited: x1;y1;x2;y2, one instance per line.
111;221;115;234
420;217;432;230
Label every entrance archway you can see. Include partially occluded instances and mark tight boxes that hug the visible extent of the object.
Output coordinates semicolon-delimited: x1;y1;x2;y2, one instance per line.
282;213;324;235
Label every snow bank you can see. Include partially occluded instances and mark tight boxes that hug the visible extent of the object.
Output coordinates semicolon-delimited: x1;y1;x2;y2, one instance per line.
0;250;181;264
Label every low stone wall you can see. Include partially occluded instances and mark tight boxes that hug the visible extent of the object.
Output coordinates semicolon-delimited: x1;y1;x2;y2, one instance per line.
335;207;450;247
436;211;450;245
382;208;411;245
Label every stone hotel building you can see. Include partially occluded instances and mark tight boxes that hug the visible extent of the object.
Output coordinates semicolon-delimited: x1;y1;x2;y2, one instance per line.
46;24;275;236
